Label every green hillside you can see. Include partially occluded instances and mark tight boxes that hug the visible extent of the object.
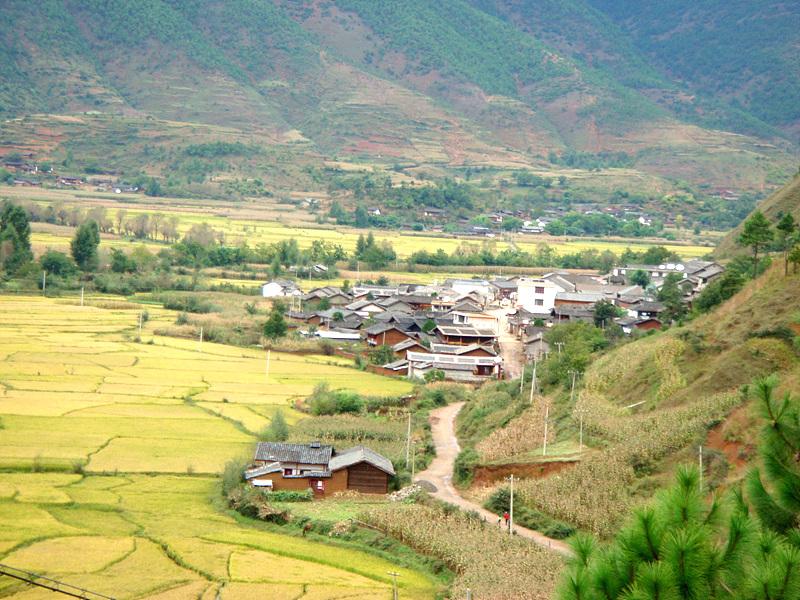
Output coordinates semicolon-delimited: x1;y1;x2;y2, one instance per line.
717;173;800;256
588;0;800;132
467;263;800;538
0;0;797;217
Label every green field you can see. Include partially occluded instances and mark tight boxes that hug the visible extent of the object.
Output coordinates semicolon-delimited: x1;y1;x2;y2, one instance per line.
0;296;432;599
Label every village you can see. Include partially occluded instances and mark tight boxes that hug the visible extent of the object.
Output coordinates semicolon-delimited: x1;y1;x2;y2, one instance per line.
262;258;725;383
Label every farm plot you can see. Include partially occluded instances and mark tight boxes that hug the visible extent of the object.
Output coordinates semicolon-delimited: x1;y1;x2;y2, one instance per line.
0;296;433;599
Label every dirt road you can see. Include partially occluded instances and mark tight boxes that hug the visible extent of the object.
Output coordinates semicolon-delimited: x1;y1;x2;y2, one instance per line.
489;308;524;379
415;402;571;556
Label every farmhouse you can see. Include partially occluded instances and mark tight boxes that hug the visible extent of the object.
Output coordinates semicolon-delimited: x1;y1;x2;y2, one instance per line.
245;442;395;496
261;279;301;298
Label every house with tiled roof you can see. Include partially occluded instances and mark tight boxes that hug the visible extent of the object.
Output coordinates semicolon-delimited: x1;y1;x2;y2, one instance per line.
245;442;395;496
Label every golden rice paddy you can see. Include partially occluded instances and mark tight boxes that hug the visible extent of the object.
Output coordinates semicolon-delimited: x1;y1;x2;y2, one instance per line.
0;296;432;599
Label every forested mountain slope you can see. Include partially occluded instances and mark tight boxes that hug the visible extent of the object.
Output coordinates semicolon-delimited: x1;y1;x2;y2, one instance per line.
0;0;797;204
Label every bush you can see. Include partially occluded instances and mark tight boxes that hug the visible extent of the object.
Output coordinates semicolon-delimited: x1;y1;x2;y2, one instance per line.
453;448;479;486
260;410;289;441
160;293;217;313
221;456;249;496
308;383;365;415
265;489;313;502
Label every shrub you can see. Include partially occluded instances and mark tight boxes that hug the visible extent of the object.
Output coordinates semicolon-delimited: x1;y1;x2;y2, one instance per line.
221;456;249;496
266;489;313;502
453;448;479;486
260;410;289;441
308;383;365;415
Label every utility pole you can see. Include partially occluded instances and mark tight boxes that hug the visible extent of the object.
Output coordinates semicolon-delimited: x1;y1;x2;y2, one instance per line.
387;572;400;600
542;401;549;456
699;445;703;492
554;341;564;356
530;357;538;405
410;442;416;482
508;473;515;536
405;411;412;468
519;363;526;394
138;311;143;338
41;271;46;295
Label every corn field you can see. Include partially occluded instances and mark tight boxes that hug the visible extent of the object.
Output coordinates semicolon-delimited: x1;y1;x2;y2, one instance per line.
360;503;563;599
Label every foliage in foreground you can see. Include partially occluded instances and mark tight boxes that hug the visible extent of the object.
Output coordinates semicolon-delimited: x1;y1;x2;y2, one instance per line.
559;466;800;600
746;376;800;547
361;502;562;599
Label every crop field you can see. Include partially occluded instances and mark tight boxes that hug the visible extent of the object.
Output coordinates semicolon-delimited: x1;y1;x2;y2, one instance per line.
5;186;713;260
0;296;431;599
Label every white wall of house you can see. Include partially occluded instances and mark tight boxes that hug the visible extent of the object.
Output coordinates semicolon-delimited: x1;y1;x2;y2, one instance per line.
261;282;285;297
517;278;560;313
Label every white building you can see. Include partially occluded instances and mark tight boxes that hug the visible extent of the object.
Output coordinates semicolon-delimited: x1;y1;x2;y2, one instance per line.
516;278;562;314
261;279;301;298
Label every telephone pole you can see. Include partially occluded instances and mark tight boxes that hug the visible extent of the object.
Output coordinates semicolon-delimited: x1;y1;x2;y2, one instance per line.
387;571;400;600
542;401;550;456
507;474;515;536
405;411;412;468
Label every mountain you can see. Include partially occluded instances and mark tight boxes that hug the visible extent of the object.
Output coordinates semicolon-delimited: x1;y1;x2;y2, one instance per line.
0;0;798;217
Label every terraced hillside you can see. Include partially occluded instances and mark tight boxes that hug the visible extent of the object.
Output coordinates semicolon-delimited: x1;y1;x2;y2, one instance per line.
465;263;800;538
0;0;797;207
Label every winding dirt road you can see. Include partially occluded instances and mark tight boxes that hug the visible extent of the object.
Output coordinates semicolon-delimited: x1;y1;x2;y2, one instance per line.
415;402;571;556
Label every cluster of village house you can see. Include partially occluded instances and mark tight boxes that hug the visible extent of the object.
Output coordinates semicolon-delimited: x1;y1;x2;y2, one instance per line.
251;260;723;496
262;259;724;383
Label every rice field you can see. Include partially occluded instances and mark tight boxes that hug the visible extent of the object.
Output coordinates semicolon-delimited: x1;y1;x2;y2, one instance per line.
0;296;432;599
10;186;712;260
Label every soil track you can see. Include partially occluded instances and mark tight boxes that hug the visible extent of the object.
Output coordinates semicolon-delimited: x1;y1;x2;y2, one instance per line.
415;402;571;556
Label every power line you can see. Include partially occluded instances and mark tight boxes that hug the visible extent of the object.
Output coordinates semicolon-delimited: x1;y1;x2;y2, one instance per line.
0;563;116;600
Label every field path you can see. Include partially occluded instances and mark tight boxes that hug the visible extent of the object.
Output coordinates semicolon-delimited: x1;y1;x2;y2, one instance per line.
415;402;571;556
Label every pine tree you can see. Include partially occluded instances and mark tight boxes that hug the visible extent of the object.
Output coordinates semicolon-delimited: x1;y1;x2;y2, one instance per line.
746;376;800;547
559;465;800;600
738;211;774;279
70;219;101;271
777;214;798;276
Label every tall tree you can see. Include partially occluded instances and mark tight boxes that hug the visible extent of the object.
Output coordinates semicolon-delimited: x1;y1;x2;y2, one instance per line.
776;213;798;276
738;211;774;278
746;376;800;547
70;219;101;271
559;466;800;600
630;269;650;288
657;273;686;322
0;202;33;272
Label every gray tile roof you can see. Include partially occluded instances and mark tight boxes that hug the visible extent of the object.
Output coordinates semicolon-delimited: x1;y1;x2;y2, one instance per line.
254;442;332;465
329;445;396;476
244;462;282;480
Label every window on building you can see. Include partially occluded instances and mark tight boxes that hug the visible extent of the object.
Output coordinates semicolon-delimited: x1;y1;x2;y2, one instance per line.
535;286;545;294
535;299;544;306
284;468;292;476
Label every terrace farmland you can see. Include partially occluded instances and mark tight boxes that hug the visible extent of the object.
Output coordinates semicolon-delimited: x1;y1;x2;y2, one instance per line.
0;296;432;599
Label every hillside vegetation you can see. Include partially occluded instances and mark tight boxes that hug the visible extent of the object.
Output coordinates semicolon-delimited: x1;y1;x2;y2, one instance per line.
0;0;797;210
717;173;800;257
469;263;800;538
